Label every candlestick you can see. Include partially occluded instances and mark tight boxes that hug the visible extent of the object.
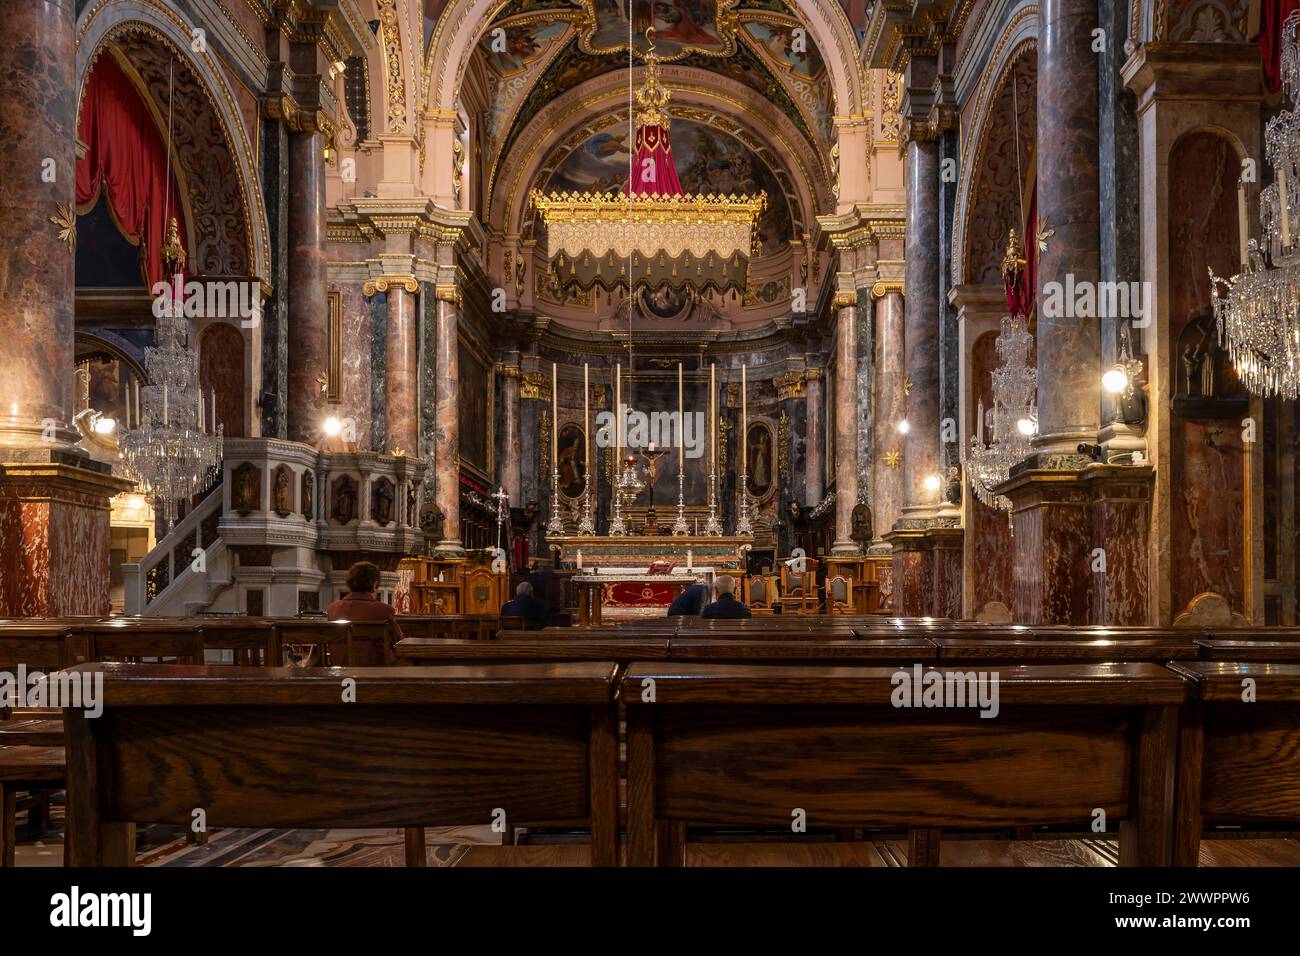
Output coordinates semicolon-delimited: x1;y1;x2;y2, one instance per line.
704;363;722;536
210;388;216;433
197;386;203;432
551;362;558;471
610;363;627;535
737;364;752;535
162;384;168;424
672;363;689;536
1239;178;1249;269
578;363;596;535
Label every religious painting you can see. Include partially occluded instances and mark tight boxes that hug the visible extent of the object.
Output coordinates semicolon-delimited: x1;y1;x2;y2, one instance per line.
745;421;775;501
457;340;494;478
579;0;738;60
481;19;571;146
639;284;693;320
557;423;588;500
618;377;709;503
545;118;792;253
740;20;834;142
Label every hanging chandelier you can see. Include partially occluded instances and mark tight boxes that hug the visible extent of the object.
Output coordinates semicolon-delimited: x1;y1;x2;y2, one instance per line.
529;30;764;295
966;230;1037;510
118;227;224;530
1210;10;1300;398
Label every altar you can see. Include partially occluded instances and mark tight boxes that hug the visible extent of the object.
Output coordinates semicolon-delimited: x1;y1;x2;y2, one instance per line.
571;569;714;624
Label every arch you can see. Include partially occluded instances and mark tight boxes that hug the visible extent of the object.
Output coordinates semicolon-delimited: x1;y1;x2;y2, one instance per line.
951;5;1037;287
492;66;830;237
423;0;866;127
76;0;270;282
199;322;247;438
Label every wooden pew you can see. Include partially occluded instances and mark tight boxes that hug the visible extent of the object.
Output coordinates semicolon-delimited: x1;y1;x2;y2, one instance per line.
1195;639;1300;661
1167;661;1300;866
668;638;936;664
82;620;205;665
62;662;620;867
623;662;1184;866
936;638;1199;664
396;637;669;668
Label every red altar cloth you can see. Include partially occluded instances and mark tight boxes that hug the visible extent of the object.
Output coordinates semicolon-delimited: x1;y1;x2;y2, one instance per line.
601;581;680;608
624;121;683;198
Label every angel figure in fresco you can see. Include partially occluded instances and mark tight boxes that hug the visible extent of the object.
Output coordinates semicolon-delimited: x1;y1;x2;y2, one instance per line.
652;0;718;45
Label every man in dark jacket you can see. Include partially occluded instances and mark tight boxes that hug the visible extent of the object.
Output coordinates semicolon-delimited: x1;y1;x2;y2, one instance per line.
667;584;708;617
700;575;752;619
500;581;551;629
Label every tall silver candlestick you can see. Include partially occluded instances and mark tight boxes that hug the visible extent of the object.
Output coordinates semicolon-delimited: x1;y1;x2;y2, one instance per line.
609;458;628;536
545;467;565;535
704;465;723;535
671;469;689;535
736;473;753;535
578;472;596;534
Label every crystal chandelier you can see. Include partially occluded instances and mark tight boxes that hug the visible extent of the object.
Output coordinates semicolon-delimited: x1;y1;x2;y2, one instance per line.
1210;10;1300;398
966;310;1037;510
119;224;223;530
529;30;764;295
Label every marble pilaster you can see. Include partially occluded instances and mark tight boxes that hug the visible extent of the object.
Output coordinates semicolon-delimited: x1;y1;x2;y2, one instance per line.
872;289;907;548
804;366;824;505
433;293;463;555
899;136;942;519
1033;0;1102;455
500;364;522;506
286;130;328;443
0;0;132;616
384;284;419;455
831;298;860;554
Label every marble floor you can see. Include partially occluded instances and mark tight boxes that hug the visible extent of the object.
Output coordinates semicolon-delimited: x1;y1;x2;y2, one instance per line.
13;800;1300;867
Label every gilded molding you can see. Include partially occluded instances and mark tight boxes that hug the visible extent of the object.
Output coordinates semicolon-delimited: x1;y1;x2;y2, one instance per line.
773;370;806;400
833;290;858;308
362;274;419;296
435;283;463;306
520;371;551;401
377;0;406;135
805;366;825;382
871;278;905;300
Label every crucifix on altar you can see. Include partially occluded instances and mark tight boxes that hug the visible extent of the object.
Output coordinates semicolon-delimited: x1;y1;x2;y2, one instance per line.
637;443;670;534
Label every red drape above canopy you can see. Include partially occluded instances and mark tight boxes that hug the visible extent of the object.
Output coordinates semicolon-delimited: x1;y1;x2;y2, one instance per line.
624;122;684;198
76;54;187;289
1258;1;1300;94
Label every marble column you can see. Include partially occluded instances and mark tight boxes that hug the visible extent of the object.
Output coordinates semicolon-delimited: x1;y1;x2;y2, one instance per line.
1034;0;1101;455
0;0;78;450
900;136;942;517
804;366;824;506
500;366;522;506
286;129;328;443
383;283;418;454
872;290;907;545
831;297;859;554
434;293;463;554
0;0;131;616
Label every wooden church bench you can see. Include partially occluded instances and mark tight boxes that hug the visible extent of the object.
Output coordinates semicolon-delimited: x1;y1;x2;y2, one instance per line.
0;746;64;866
935;638;1198;665
623;662;1184;866
1167;661;1300;866
62;662;620;867
1195;639;1300;661
667;637;936;665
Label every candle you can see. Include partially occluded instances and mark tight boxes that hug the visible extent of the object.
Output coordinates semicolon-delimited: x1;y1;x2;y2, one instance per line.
709;364;716;476
1239;178;1249;269
1282;164;1292;248
615;363;622;470
678;362;684;456
583;363;590;475
687;548;693;570
210;388;216;432
197;386;204;432
576;549;583;570
741;364;748;458
552;362;558;472
162;384;168;424
976;398;984;445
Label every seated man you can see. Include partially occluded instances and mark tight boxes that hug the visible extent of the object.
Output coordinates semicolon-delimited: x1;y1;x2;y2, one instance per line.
666;583;708;617
500;581;551;630
701;575;752;619
327;561;403;660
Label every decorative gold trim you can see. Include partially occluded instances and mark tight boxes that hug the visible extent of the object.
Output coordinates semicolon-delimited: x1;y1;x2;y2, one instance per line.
377;0;406;135
326;291;342;402
362;274;419;296
870;279;905;300
833;290;857;308
520;371;550;401
777;409;789;484
435;283;463;306
773;370;806;400
51;203;77;250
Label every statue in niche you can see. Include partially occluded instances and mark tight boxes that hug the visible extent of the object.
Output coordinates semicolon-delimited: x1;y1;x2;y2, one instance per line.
1172;309;1247;418
851;502;874;544
273;465;293;518
232;462;260;515
372;477;395;526
332;475;358;524
301;471;314;520
406;484;417;526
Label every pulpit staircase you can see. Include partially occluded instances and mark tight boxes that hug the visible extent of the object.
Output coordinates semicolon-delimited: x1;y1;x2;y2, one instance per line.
122;484;232;615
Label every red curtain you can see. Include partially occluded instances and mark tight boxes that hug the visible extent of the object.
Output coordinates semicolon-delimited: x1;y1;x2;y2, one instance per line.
76;55;187;289
624;122;684;197
1258;0;1300;94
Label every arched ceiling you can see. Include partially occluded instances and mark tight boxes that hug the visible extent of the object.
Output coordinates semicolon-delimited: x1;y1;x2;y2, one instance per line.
468;0;837;222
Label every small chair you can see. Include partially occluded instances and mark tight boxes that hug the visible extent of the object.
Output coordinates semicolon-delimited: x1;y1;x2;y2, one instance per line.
778;557;820;615
744;575;779;615
825;574;855;615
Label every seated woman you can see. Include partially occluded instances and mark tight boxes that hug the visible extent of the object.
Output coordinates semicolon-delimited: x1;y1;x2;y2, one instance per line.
327;561;403;661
